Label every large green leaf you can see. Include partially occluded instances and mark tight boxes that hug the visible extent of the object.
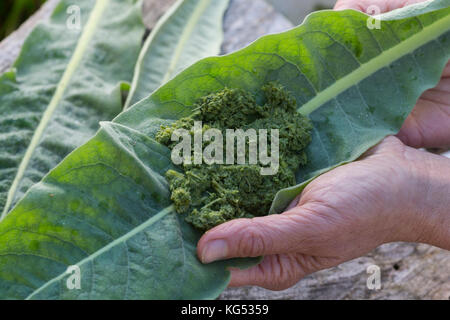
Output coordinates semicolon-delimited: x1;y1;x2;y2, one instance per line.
0;0;145;220
272;0;450;213
124;0;230;108
0;0;449;299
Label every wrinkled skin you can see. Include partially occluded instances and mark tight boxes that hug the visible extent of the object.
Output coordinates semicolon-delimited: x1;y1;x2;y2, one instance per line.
197;0;450;291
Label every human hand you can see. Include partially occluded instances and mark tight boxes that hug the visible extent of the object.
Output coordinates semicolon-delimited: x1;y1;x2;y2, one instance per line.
197;137;450;290
335;0;450;149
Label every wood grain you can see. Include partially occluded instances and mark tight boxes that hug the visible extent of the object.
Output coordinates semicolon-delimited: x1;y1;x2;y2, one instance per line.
0;0;448;300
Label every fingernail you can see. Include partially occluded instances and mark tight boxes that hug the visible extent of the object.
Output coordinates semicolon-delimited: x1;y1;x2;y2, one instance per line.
201;240;228;263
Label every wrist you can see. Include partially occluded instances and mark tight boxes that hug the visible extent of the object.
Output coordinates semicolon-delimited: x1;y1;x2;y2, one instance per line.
402;149;450;249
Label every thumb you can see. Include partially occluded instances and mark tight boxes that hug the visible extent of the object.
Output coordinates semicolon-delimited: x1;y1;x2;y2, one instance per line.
197;210;313;263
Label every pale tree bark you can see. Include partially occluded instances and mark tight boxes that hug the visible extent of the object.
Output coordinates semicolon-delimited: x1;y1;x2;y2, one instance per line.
0;0;448;300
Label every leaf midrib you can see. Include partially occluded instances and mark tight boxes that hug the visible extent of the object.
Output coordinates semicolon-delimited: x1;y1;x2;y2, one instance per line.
161;0;211;83
0;0;110;221
26;205;175;300
125;0;212;108
298;12;450;116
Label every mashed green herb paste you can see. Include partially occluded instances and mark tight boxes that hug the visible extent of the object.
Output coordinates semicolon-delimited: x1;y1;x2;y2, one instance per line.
156;83;312;231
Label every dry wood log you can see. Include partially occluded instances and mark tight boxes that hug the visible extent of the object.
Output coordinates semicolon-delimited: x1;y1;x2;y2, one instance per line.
0;0;448;300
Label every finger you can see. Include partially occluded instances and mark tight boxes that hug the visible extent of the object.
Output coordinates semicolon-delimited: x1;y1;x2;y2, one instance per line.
442;61;450;78
334;0;426;12
360;135;404;158
334;0;370;11
197;210;314;263
396;62;450;149
396;97;450;149
229;253;340;290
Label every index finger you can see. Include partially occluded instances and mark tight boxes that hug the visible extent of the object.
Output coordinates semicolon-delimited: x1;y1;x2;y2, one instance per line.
334;0;427;12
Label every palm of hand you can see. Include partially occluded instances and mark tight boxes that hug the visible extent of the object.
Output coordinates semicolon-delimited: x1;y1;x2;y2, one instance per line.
228;137;423;290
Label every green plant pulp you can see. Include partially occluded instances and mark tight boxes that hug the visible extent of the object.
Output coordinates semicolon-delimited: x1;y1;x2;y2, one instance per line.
156;83;312;230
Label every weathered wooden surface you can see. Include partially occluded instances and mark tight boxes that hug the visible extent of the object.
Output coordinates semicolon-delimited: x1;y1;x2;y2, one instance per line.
0;0;448;300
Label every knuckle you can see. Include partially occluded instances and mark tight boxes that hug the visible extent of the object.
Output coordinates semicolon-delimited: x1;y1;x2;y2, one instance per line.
256;255;301;291
237;221;272;256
